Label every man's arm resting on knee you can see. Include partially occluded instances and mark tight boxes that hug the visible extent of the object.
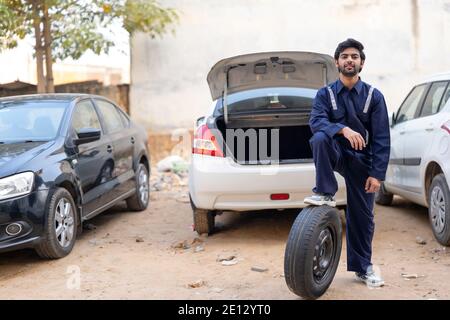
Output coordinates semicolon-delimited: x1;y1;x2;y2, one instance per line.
337;127;366;151
310;88;345;138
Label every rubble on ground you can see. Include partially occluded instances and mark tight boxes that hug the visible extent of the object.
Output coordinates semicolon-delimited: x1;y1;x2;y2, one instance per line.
150;159;189;192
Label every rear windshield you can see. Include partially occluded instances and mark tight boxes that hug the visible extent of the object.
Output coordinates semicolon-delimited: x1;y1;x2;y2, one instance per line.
214;87;317;116
0;100;68;143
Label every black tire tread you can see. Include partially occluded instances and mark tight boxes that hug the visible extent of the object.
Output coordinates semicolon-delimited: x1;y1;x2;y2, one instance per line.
35;188;77;259
284;205;342;299
375;182;393;206
193;209;215;235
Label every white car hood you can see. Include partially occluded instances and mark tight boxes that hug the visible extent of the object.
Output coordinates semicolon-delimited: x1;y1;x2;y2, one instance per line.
207;51;338;100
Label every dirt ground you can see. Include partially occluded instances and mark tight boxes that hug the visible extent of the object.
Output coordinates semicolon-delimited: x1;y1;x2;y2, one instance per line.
1;170;450;300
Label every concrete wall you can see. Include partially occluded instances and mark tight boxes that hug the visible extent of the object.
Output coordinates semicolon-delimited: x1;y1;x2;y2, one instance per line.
130;0;450;132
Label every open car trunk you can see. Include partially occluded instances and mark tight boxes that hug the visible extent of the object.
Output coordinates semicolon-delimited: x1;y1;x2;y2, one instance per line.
214;112;313;165
205;51;337;164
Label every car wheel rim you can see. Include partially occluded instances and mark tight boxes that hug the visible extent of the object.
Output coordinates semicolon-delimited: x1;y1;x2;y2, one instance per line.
139;168;149;206
54;198;75;248
313;227;334;283
430;186;446;234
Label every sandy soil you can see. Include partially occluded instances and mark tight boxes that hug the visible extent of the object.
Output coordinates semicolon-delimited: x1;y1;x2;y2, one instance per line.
1;175;449;300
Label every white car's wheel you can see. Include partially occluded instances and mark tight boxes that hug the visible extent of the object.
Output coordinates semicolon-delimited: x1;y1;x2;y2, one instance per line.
428;174;450;246
189;194;215;235
375;182;393;206
193;209;215;235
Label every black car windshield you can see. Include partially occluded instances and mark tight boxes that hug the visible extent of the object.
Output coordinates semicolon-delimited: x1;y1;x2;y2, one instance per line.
0;100;68;143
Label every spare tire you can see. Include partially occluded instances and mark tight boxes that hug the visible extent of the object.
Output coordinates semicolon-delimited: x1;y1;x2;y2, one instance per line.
284;205;342;299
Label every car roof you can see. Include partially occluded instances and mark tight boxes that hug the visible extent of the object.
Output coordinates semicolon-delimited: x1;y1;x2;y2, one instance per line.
0;93;109;103
421;71;450;83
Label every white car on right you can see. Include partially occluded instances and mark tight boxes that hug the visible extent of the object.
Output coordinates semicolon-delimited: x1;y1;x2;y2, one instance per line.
376;72;450;246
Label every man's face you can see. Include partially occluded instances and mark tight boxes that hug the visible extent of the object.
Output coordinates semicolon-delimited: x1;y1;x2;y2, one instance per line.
335;47;364;77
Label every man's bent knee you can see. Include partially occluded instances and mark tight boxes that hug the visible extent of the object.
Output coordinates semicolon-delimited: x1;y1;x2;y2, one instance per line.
310;131;331;146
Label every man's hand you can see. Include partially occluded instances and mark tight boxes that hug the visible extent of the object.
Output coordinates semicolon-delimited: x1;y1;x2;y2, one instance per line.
365;177;381;193
339;127;366;150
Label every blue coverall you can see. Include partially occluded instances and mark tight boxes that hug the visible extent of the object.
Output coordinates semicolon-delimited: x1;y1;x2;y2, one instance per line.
309;78;391;273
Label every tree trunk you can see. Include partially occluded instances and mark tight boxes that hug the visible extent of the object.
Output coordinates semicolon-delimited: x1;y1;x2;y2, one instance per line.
31;0;46;93
42;1;54;93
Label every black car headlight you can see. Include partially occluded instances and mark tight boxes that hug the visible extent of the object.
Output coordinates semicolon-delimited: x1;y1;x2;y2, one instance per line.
0;172;35;201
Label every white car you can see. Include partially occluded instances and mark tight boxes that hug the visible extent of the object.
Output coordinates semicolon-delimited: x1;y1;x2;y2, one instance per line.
188;51;347;234
376;72;450;245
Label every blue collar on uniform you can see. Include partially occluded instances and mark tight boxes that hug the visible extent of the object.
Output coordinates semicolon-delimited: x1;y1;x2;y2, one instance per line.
336;77;363;95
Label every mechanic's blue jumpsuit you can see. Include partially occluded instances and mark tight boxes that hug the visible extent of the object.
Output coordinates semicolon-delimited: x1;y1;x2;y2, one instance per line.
309;78;390;274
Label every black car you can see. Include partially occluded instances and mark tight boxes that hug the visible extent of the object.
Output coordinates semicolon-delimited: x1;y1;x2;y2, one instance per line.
0;94;150;258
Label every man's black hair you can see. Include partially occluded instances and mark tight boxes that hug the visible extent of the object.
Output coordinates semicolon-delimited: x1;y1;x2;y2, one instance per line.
334;38;366;61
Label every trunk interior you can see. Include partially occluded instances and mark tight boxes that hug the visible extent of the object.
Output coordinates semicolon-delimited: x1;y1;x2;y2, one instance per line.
214;113;313;164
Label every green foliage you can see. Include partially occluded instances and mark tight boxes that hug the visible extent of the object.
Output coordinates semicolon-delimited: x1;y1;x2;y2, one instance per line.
0;0;178;61
0;0;33;49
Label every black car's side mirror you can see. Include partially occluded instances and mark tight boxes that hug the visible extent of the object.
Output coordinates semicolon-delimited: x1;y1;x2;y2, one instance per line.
74;128;101;145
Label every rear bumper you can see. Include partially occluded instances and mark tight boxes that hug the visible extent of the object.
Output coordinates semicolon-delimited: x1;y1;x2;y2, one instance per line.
189;154;346;211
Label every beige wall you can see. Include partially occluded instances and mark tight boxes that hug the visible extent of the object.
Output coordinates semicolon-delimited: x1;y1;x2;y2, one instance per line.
130;0;450;131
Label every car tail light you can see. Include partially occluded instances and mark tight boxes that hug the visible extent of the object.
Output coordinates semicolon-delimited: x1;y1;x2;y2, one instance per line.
270;193;290;200
192;124;224;157
441;120;450;134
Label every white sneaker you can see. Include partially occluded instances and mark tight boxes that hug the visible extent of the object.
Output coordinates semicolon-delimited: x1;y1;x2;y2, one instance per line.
355;267;385;287
304;194;336;207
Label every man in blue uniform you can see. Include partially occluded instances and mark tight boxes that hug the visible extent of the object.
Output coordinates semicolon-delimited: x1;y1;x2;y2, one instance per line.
304;38;390;287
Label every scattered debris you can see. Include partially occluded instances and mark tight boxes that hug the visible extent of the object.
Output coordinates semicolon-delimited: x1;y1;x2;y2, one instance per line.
217;255;236;262
415;236;427;245
194;246;204;253
172;240;191;250
191;238;204;245
152;182;164;191
84;223;97;231
187;280;207;289
176;195;191;203
171;173;187;186
136;237;145;243
221;259;238;266
157;156;188;173
401;273;418;279
251;266;268;272
210;287;224;293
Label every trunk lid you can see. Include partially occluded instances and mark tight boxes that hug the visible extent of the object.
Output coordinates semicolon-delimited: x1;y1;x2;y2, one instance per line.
207;51;338;101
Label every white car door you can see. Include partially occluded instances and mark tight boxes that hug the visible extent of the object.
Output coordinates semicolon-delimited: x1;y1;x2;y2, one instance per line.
402;81;448;193
389;83;429;189
387;121;406;188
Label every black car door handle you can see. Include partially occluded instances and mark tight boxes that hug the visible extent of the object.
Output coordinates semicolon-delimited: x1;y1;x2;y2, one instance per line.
107;145;113;153
131;137;135;144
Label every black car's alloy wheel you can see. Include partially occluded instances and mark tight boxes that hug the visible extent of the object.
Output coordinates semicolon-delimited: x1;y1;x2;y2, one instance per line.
127;163;150;211
36;188;78;259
